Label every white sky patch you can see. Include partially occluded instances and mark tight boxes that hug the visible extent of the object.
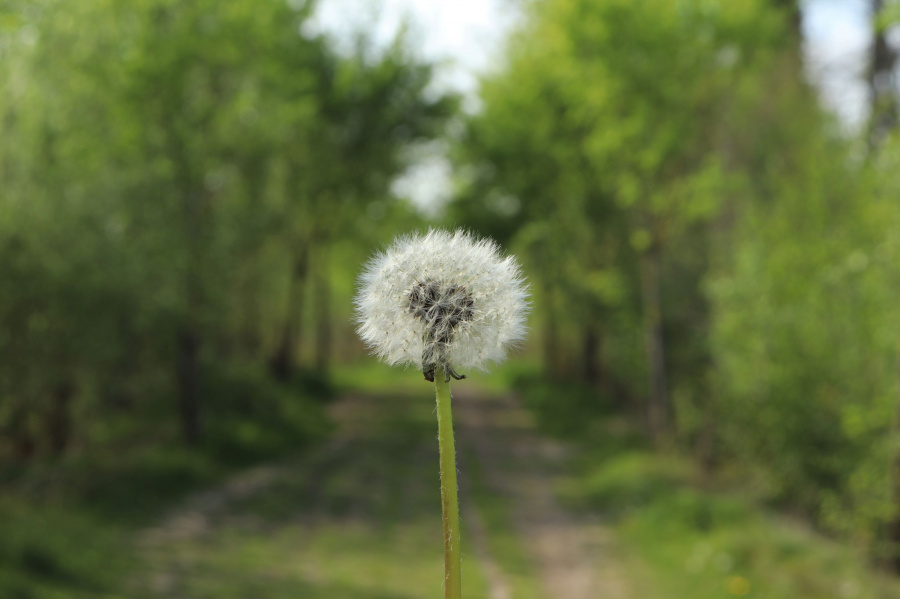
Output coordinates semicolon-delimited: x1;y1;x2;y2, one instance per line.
389;141;453;218
803;0;871;130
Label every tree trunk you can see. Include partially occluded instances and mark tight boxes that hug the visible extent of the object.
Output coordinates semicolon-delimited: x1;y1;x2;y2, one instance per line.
9;405;35;461
239;158;267;359
886;330;900;571
314;252;332;374
697;388;718;481
171;135;207;446
48;380;74;455
542;285;563;378
771;0;802;40
240;264;263;359
770;0;807;95
177;328;201;446
178;194;204;447
582;322;602;387
640;246;669;445
868;0;898;151
888;418;900;570
270;247;308;381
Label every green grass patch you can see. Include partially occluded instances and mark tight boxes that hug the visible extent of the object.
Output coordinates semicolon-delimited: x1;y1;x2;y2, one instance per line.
0;361;331;597
464;447;546;599
571;450;900;599
521;378;900;599
126;389;495;598
514;374;621;437
0;501;130;599
334;357;541;396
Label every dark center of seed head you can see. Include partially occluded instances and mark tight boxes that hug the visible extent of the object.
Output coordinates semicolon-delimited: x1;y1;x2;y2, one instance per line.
407;280;474;382
407;280;475;329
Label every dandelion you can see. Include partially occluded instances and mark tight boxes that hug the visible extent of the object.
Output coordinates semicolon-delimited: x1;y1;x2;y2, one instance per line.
356;229;529;381
355;229;529;599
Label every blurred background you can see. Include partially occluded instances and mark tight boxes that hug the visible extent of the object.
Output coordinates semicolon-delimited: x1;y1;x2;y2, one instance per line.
2;0;900;597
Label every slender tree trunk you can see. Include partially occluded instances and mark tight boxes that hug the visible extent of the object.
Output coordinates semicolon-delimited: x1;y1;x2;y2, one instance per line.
771;0;802;40
107;312;137;410
270;246;308;381
238;159;267;360
888;450;900;571
237;255;263;360
640;246;669;444
542;285;562;378
582;322;602;387
176;327;201;446
9;405;35;461
178;185;205;447
868;0;898;151
314;250;332;374
771;0;808;98
241;284;262;359
167;118;208;447
48;380;74;455
697;384;718;481
885;330;900;571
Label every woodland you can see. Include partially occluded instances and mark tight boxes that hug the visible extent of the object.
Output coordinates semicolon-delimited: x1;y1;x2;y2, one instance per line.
2;0;900;597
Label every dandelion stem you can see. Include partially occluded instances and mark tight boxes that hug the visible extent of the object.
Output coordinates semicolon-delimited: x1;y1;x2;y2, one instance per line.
434;367;461;599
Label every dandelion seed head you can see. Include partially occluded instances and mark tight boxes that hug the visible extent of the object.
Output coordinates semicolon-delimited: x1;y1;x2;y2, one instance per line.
355;229;529;377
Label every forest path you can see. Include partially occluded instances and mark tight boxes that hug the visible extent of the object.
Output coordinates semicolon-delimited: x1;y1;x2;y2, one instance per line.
454;388;630;599
133;388;630;598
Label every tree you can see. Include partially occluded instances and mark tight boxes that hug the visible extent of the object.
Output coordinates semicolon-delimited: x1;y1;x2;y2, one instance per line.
0;0;454;450
869;0;899;150
268;37;456;380
456;0;784;443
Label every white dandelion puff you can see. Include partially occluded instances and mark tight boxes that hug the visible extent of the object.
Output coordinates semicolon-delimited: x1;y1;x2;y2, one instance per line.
355;229;529;381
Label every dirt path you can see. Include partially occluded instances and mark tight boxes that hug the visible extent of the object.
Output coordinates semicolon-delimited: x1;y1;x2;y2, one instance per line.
134;389;630;599
454;389;630;599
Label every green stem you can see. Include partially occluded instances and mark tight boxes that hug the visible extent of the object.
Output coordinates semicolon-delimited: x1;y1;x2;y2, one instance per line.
434;368;461;599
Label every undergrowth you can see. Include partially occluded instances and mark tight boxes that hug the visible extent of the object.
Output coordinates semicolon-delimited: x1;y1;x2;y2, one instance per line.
517;374;900;599
0;362;331;598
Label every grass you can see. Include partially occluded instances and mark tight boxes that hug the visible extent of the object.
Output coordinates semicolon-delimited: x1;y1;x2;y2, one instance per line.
335;359;548;597
13;359;894;599
138;524;480;599
0;501;130;599
516;375;900;599
597;452;900;599
127;389;496;598
464;446;545;599
0;361;331;598
333;357;542;396
0;360;512;598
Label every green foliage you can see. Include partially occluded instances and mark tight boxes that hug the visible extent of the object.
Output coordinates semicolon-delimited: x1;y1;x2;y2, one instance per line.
0;2;453;594
569;444;900;599
515;374;619;436
201;363;332;465
0;502;129;599
112;391;501;599
455;0;785;399
463;447;545;599
456;0;900;570
0;369;329;596
2;0;900;591
579;452;695;516
616;487;900;599
0;0;451;459
709;111;900;547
